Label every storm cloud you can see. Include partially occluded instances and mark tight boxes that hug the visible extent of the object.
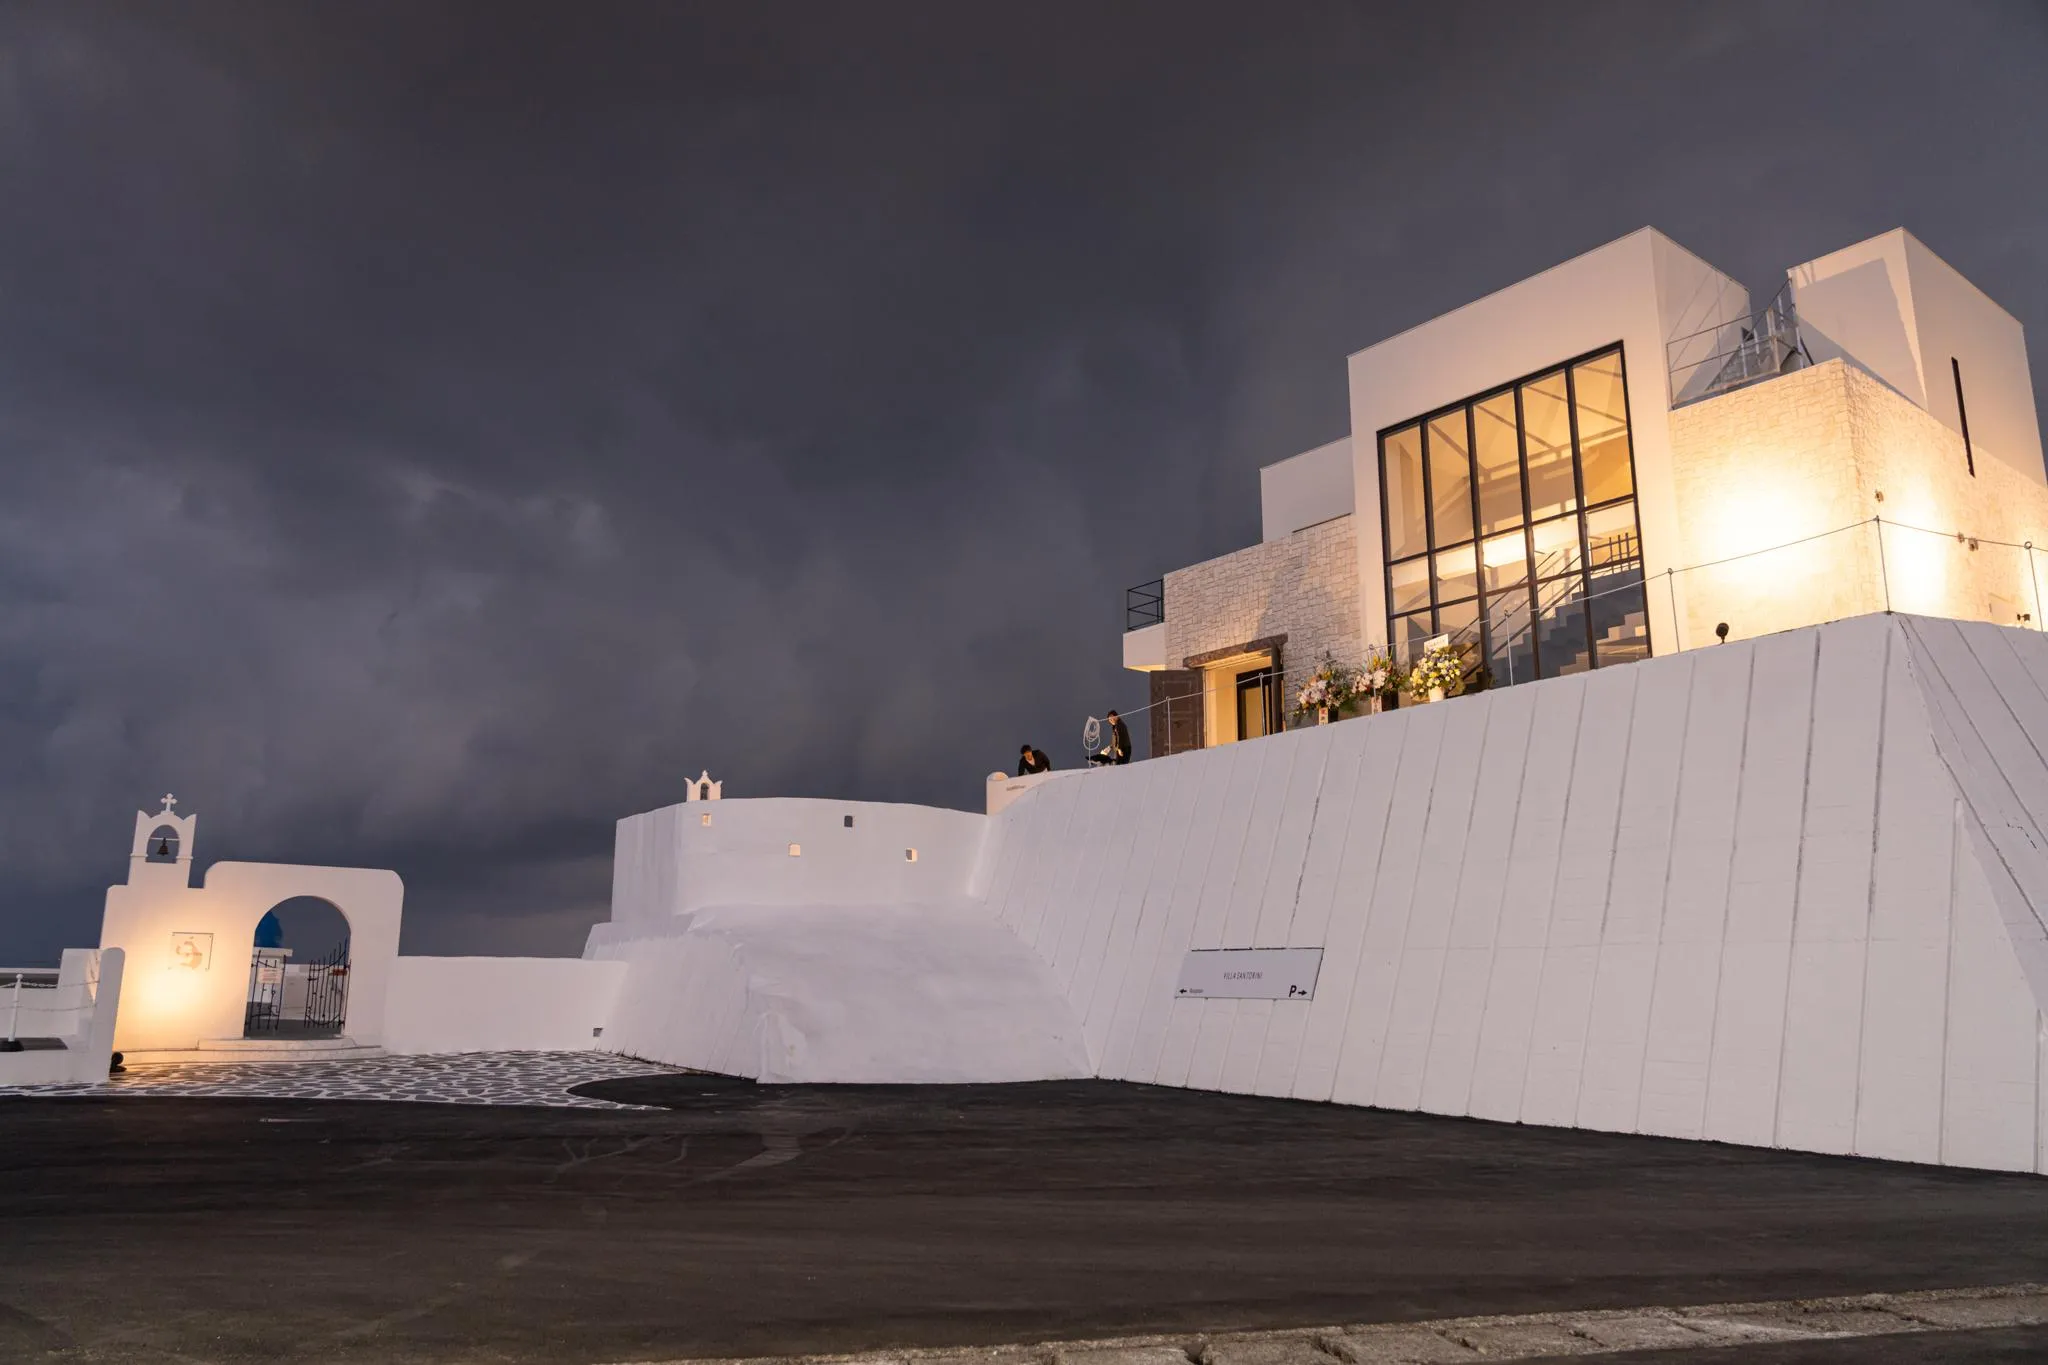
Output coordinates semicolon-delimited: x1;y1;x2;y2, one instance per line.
2;2;2044;959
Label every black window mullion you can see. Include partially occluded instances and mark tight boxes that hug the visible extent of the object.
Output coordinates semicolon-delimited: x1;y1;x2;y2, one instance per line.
1419;423;1438;639
1563;363;1597;670
1378;434;1396;655
1514;383;1540;678
1465;402;1488;673
1612;345;1652;660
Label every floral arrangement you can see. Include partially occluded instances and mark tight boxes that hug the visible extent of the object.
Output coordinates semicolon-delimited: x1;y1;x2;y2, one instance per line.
1361;649;1396;701
1294;655;1367;719
1405;642;1466;701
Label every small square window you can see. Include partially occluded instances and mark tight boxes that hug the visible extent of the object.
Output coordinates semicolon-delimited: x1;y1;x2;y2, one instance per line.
844;815;854;828
788;843;802;857
905;849;918;863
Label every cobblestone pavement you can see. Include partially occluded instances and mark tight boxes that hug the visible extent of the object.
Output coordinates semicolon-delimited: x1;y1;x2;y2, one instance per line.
0;1049;681;1108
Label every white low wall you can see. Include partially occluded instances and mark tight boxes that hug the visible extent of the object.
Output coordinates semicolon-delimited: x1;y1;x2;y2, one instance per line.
610;798;985;927
0;948;124;1086
382;956;627;1055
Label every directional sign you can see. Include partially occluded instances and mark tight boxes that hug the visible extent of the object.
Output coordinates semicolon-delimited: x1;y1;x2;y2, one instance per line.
1176;948;1323;1000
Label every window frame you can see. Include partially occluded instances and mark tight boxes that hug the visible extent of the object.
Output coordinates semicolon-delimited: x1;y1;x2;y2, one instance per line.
1375;342;1647;681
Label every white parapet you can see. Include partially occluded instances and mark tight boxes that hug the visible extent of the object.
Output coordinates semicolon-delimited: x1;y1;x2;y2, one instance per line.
986;767;1076;817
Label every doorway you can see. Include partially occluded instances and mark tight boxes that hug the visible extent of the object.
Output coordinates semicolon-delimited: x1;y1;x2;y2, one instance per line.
1235;665;1283;741
245;897;352;1039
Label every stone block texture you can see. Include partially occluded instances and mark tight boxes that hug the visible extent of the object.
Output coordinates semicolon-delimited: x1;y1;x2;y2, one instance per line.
1668;358;2048;649
1164;514;1360;689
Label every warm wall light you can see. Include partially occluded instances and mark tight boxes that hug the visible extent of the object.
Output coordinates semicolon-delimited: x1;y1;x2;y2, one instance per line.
788;843;801;857
700;812;712;827
905;849;918;863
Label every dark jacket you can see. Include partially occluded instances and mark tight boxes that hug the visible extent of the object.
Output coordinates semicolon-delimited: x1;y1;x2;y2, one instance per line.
1108;717;1132;764
1018;748;1052;776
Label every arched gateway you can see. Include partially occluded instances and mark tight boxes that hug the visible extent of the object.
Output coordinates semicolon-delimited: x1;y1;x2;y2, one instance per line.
97;797;402;1054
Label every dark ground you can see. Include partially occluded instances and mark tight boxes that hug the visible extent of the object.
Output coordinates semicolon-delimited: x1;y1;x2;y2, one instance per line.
2;1076;2046;1364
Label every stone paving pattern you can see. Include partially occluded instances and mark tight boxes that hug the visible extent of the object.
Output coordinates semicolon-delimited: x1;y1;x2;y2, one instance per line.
0;1049;680;1108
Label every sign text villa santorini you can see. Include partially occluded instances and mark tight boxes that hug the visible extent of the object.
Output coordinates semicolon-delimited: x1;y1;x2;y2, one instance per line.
1176;949;1323;1000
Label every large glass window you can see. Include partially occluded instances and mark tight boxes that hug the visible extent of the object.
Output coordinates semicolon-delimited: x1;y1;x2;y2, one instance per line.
1377;344;1647;688
1384;426;1426;561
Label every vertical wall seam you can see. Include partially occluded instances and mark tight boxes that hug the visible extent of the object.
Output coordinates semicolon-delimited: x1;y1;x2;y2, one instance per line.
1770;628;1825;1148
1698;643;1760;1139
1366;707;1452;1104
1415;693;1501;1107
1282;736;1338;941
1939;800;1961;1167
1458;690;1540;1116
1568;668;1643;1129
1280;725;1370;1095
1849;623;1894;1157
1630;655;1699;1134
1327;714;1425;1100
1514;678;1593;1122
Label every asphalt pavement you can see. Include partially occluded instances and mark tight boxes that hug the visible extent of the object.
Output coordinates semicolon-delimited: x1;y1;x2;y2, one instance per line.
2;1074;2045;1364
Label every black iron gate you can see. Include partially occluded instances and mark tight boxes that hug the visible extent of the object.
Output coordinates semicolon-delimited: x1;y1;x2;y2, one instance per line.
244;938;351;1038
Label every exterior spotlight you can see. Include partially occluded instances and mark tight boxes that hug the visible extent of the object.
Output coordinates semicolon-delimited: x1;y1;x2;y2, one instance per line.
1715;622;1730;643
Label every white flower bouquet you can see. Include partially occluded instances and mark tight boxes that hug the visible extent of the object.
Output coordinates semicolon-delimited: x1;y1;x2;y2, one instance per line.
1294;655;1368;720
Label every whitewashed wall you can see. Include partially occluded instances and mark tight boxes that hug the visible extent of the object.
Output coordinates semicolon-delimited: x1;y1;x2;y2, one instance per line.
0;949;125;1085
980;612;2048;1174
381;957;627;1055
609;798;984;926
1260;436;1353;543
587;904;1091;1083
100;860;402;1052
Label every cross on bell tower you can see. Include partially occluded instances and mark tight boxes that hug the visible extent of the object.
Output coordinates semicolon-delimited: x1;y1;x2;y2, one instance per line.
129;793;199;883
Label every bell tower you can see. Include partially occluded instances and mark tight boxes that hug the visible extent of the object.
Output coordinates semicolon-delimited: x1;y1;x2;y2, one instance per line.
130;793;198;885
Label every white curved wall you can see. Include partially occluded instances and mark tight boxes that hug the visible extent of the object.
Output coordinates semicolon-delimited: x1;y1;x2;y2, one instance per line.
609;797;984;926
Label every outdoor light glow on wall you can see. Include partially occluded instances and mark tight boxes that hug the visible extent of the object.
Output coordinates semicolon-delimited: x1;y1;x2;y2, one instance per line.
1878;474;1953;616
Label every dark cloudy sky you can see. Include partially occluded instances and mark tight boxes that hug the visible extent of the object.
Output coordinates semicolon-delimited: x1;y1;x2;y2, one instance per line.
3;2;2045;961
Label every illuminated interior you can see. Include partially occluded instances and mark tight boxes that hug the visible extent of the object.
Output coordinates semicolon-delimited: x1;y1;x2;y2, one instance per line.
1380;345;1650;683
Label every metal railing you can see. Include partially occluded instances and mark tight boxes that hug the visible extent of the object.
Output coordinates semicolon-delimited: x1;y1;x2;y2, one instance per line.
1668;283;1811;406
1125;579;1164;632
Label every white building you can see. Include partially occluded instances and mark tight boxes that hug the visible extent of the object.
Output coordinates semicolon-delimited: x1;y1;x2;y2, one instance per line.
1123;227;2047;756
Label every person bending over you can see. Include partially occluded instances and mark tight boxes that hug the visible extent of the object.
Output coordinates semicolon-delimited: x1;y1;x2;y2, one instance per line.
1088;710;1132;765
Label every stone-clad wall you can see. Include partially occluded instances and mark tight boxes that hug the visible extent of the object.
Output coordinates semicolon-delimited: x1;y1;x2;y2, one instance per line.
1164;515;1360;687
1667;359;2048;650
